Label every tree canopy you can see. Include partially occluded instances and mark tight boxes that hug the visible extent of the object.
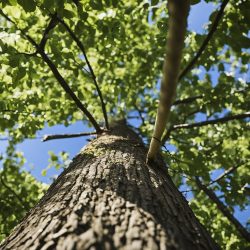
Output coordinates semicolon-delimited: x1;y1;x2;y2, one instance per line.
0;0;249;248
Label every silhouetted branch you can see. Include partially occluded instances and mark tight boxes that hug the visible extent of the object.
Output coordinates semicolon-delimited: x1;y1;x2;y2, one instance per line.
38;13;58;50
195;177;250;242
173;112;250;129
38;51;102;133
134;104;145;125
173;95;203;105
178;0;230;80
1;176;29;210
0;11;102;133
162;112;250;143
42;131;97;142
209;163;246;186
57;17;109;130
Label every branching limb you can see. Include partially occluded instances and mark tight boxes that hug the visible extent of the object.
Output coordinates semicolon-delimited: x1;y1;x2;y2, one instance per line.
0;11;102;133
38;51;102;133
56;17;109;130
195;177;250;242
162;112;250;143
178;0;229;80
42;131;97;142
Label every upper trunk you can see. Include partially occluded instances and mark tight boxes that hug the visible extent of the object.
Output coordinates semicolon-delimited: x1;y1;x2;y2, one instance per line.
0;121;219;250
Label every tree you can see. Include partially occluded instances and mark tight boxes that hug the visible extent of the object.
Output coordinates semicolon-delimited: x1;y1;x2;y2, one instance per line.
0;0;249;249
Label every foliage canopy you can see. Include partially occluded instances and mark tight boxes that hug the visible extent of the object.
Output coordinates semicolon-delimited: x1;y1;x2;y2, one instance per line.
0;0;249;248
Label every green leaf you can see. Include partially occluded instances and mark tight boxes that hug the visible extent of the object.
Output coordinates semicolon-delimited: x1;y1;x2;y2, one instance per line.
15;67;26;80
190;0;200;5
49;100;57;109
9;55;20;68
63;9;75;19
151;0;159;5
41;169;47;176
17;0;36;12
8;6;21;18
8;0;17;5
89;0;103;10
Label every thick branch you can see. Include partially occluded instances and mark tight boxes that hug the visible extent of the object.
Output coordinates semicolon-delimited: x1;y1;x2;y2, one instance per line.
195;177;250;242
147;0;190;161
42;131;97;142
0;11;102;133
0;176;29;211
178;0;229;80
57;17;109;130
162;112;250;143
38;13;58;50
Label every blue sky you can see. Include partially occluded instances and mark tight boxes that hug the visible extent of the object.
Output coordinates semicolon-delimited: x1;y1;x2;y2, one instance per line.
0;1;249;225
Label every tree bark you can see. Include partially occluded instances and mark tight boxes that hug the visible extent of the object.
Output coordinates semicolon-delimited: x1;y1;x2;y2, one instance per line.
0;121;219;250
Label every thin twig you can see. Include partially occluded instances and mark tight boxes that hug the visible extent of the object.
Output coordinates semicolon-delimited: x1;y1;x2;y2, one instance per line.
172;112;250;129
57;17;109;129
134;104;145;125
181;188;197;194
0;136;44;141
162;112;250;143
209;163;246;186
0;11;102;133
195;177;250;242
178;0;230;80
42;131;97;142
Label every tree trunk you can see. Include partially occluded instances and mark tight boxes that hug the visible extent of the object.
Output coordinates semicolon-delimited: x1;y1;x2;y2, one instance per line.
0;121;219;250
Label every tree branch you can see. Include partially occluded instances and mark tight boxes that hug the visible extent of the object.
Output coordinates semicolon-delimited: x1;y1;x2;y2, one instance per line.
0;11;102;133
209;163;246;186
173;112;250;129
56;17;109;130
0;176;29;211
147;0;190;161
38;51;102;133
162;112;250;143
173;95;203;105
178;0;230;80
38;13;58;51
134;104;145;126
42;131;97;142
195;177;250;242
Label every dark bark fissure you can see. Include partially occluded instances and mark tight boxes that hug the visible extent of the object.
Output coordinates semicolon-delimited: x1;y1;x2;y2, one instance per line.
1;121;218;250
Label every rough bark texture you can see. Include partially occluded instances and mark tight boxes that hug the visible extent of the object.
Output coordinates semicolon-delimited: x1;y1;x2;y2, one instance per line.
1;121;219;250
